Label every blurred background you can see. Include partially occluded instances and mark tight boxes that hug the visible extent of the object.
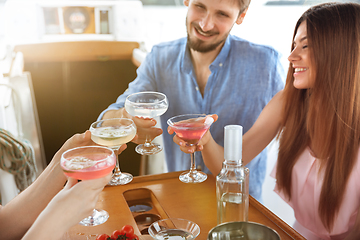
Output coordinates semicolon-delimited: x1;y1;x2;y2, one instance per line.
0;0;359;226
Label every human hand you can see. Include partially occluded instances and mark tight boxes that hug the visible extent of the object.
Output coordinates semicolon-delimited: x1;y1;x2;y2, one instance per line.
54;174;111;226
22;174;111;240
122;108;163;144
168;114;218;153
54;130;95;161
54;130;127;161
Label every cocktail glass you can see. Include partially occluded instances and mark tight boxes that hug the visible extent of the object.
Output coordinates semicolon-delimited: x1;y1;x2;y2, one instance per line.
125;91;168;155
60;146;116;226
90;118;136;185
149;218;200;240
167;114;214;183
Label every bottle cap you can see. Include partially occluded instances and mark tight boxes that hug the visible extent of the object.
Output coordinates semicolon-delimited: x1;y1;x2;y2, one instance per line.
224;125;242;161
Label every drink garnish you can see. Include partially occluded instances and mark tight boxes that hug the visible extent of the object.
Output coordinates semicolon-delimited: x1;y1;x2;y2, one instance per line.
204;116;214;125
64;156;96;170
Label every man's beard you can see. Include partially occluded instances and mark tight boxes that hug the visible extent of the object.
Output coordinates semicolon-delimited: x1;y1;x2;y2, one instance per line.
187;22;228;53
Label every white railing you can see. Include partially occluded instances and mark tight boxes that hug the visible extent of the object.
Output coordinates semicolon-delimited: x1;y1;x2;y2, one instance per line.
0;51;45;205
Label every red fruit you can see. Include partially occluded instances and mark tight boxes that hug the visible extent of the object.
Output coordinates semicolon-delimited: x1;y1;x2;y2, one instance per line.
121;225;135;236
111;230;123;240
131;234;139;240
96;234;111;240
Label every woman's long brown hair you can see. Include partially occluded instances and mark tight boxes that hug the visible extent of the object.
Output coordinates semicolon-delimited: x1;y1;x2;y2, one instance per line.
276;2;360;231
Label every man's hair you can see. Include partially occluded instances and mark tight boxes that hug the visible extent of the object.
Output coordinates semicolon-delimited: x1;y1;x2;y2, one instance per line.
237;0;251;13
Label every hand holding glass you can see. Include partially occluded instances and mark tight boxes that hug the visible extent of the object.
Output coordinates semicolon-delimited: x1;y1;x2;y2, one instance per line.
125;91;168;155
60;146;116;226
167;114;214;183
90;118;136;185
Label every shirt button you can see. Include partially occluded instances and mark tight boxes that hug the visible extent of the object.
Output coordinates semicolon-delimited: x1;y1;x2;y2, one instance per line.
195;87;199;91
219;63;223;67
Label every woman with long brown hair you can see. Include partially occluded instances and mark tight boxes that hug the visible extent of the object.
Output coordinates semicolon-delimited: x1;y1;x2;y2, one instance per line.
171;2;360;239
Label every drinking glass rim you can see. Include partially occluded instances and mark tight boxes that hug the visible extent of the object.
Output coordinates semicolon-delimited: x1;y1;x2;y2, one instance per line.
167;114;213;128
61;145;115;163
125;91;168;105
90;118;135;130
149;217;200;237
151;217;199;225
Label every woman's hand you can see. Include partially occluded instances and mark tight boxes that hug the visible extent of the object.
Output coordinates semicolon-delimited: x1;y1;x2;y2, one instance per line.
53;130;127;163
50;174;112;227
53;131;95;162
22;174;112;240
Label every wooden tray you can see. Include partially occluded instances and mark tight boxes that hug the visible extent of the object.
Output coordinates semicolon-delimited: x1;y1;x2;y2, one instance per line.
123;188;168;235
62;171;305;240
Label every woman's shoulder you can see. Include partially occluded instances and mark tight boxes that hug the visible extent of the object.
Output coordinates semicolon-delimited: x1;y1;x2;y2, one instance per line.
273;90;284;100
267;90;284;112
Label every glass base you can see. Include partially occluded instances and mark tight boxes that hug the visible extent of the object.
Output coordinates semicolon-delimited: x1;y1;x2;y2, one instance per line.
136;143;162;155
79;209;108;226
108;172;133;186
179;170;207;183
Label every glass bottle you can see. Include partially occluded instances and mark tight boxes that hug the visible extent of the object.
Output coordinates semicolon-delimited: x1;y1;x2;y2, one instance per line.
216;125;249;224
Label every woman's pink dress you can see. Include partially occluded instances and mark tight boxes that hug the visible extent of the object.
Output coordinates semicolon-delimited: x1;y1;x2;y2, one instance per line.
271;147;360;239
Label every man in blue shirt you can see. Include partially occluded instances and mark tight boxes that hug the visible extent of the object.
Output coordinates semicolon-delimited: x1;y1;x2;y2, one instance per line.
98;0;284;201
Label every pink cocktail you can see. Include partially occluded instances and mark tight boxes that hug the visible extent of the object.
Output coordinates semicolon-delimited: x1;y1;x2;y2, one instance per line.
60;146;116;226
61;153;115;180
170;121;210;145
167;114;214;183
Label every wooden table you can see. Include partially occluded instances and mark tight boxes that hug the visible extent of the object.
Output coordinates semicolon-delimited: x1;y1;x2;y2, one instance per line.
62;171;305;240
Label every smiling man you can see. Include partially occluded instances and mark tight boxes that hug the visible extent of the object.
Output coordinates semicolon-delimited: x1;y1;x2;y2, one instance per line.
99;0;284;201
186;0;245;53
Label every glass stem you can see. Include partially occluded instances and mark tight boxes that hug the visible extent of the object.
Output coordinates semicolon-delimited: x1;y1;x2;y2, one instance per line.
112;148;121;177
144;134;153;147
190;152;197;174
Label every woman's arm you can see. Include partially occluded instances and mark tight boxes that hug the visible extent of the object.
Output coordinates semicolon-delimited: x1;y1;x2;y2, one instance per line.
22;174;111;240
170;91;284;176
203;91;284;175
242;90;284;166
0;131;120;240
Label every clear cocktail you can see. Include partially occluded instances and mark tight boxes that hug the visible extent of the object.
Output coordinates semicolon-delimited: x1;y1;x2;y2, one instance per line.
125;91;168;155
90;118;136;185
152;229;195;240
91;126;136;147
60;146;116;226
149;218;200;240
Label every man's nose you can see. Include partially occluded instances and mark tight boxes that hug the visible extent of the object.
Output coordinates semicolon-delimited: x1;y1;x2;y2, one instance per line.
199;14;214;32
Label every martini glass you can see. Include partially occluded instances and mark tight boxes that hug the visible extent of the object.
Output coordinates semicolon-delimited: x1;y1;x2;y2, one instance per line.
60;146;116;226
167;114;214;183
125;91;168;155
90;118;136;185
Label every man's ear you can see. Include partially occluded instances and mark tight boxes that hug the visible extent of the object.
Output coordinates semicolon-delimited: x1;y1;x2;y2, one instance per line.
236;8;248;25
184;0;190;7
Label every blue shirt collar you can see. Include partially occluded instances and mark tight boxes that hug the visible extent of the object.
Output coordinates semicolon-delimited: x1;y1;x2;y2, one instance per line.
182;36;232;73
